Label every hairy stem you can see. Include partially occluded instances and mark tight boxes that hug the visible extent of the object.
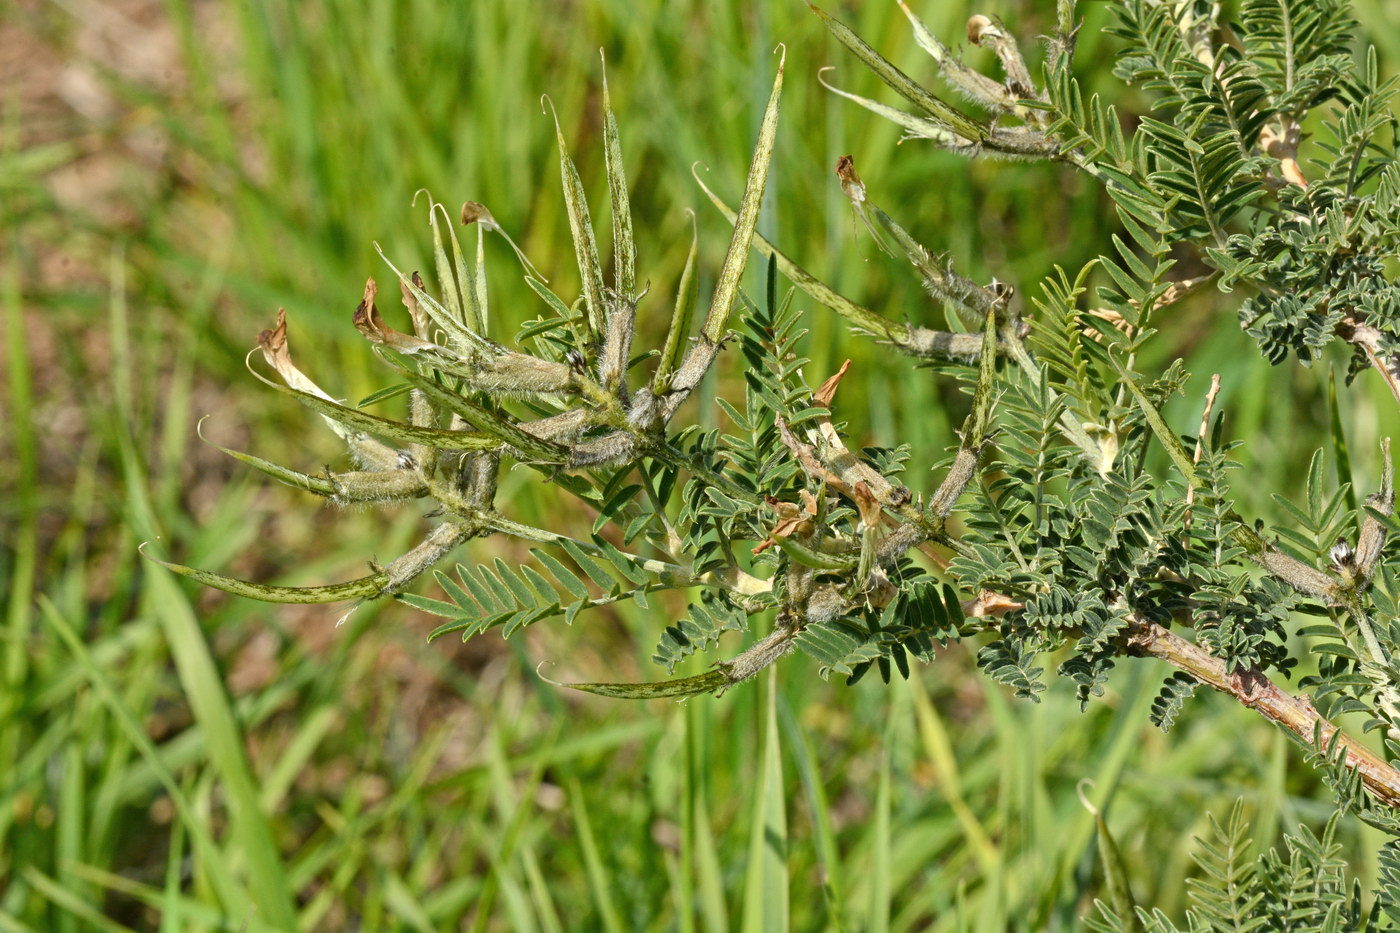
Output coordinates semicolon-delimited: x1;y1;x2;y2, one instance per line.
1129;620;1400;808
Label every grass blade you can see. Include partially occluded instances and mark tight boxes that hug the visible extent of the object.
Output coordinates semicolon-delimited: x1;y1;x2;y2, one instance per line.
684;702;729;933
39;599;252;926
142;568;300;929
740;668;788;933
567;777;627;933
778;697;844;921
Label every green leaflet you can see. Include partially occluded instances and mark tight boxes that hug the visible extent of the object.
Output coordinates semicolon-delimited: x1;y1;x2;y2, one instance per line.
653;592;749;673
141;545;389;603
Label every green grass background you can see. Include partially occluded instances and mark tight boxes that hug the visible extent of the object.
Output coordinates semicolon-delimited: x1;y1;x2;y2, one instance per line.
4;0;1400;929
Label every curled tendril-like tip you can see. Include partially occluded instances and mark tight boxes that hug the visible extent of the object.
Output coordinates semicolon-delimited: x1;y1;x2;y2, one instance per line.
815;66;844;97
1076;778;1099;817
136;539;166;563
243;347;276;388
540;93;559;123
773;42;786;70
534;660;563;686
966;14;999;45
194;414;217;447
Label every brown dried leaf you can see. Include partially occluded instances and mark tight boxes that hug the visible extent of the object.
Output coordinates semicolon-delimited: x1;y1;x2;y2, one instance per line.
814;358;853;408
962;589;1024;618
352;277;440;353
852;480;881;528
400;272;431;338
753;494;818;555
835;155;865;203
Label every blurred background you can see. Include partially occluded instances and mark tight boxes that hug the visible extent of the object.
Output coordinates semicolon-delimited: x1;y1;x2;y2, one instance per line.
4;0;1400;930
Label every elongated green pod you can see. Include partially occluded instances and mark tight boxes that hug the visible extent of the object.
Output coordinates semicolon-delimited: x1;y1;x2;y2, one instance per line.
197;417;337;496
808;4;985;141
417;191;465;329
1079;782;1144;933
816;68;967;146
694;173;985;362
141;544;390;603
265;379;500;451
600;52;636;300
373;241;494;356
700;46;784;345
546;95;607;340
388;364;571;463
652;212;699;395
543;666;728;699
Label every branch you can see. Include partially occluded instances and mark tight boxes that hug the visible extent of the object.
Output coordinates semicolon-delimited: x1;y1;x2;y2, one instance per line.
1339;317;1400;410
1129;620;1400;809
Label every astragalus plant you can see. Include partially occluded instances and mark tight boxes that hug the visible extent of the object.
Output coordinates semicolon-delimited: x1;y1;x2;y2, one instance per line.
153;0;1400;925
